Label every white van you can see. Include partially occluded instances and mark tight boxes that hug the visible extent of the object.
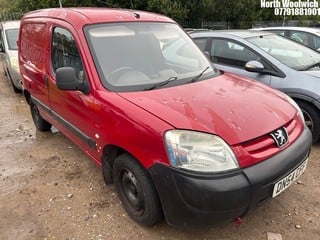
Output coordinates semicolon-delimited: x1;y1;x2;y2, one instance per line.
0;20;21;93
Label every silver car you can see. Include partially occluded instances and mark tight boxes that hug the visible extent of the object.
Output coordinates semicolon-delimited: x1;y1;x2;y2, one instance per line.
0;20;21;93
254;26;320;51
190;30;320;142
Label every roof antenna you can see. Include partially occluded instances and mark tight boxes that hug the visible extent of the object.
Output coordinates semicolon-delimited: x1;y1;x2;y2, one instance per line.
59;0;63;8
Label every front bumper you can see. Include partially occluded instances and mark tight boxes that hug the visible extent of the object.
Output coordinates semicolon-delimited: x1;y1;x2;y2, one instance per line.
149;127;312;227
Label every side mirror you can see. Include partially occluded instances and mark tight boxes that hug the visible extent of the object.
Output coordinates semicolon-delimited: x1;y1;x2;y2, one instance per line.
56;67;89;94
245;60;265;73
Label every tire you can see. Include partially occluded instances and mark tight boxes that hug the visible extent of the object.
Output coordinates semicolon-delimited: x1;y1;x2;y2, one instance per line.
10;79;22;93
113;153;162;226
30;101;51;131
296;100;320;143
6;70;22;93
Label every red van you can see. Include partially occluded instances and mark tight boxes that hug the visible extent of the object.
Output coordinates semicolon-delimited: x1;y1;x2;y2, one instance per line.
18;8;312;227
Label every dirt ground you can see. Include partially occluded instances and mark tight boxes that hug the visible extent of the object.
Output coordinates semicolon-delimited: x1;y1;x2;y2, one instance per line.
0;65;319;240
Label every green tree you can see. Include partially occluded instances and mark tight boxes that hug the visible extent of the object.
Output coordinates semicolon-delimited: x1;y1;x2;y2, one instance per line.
147;0;188;22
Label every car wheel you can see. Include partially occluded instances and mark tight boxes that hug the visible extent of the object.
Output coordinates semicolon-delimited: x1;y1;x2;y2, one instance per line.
296;100;320;142
10;79;22;93
6;70;22;93
30;101;51;131
113;153;162;226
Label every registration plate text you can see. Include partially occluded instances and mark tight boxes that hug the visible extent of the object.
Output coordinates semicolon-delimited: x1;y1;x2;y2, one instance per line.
272;159;308;198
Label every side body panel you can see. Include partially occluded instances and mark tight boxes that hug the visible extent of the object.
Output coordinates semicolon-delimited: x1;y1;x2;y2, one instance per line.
19;15;173;169
45;19;100;163
19;20;50;115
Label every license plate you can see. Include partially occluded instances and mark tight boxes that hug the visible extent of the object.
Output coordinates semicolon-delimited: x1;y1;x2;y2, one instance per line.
272;159;308;198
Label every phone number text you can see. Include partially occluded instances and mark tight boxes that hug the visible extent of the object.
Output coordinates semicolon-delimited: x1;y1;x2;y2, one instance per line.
274;8;320;15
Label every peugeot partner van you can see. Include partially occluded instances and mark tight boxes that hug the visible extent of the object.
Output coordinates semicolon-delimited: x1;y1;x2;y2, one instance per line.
0;20;21;93
18;8;312;227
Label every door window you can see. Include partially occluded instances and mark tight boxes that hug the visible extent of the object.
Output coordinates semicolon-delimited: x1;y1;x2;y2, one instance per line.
193;38;208;51
210;39;259;68
51;27;86;81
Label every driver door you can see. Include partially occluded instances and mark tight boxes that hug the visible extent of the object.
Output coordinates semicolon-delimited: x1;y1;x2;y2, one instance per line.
47;25;98;157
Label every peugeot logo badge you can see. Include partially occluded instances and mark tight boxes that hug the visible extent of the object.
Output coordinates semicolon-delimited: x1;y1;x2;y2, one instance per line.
270;127;288;148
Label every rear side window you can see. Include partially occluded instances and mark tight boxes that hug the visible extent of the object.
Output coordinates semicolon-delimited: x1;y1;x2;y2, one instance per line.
51;27;85;81
5;29;19;50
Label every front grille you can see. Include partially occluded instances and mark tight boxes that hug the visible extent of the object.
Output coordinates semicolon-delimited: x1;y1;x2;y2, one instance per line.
234;115;304;168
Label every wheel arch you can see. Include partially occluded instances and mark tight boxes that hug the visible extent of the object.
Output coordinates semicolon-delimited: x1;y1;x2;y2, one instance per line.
289;94;320;142
286;92;320;110
101;144;146;185
23;89;31;105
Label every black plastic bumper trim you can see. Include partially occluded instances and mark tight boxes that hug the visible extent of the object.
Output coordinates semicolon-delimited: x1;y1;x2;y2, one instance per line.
149;127;312;227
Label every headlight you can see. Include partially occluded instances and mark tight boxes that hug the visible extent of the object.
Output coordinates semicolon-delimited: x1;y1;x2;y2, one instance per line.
164;130;239;173
284;95;305;123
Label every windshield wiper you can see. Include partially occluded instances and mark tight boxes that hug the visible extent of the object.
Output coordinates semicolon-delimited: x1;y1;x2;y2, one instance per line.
190;66;210;82
145;76;178;90
301;61;320;71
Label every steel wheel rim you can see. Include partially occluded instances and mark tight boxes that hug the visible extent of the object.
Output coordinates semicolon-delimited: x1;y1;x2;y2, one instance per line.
120;169;144;212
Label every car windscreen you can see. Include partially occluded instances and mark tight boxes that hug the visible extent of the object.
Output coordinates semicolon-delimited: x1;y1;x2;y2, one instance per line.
247;34;320;71
85;22;216;92
5;28;19;50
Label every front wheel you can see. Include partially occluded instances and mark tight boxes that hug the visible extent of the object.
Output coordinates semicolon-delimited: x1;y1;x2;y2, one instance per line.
30;101;51;131
296;100;320;143
113;154;162;226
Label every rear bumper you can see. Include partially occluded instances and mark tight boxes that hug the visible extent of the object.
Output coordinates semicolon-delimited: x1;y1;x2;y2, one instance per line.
149;127;312;227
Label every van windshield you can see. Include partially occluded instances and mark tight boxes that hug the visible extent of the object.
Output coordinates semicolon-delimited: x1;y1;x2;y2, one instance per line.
5;28;19;50
85;22;216;91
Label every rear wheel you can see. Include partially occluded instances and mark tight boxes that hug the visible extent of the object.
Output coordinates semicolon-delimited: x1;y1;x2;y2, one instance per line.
10;79;22;93
6;70;22;93
113;153;162;226
30;101;51;131
296;100;320;142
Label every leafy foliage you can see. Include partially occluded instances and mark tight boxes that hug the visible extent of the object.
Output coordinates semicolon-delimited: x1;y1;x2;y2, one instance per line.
147;0;188;22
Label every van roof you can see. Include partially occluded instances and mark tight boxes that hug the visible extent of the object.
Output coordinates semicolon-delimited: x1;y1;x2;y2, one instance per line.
22;8;174;26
